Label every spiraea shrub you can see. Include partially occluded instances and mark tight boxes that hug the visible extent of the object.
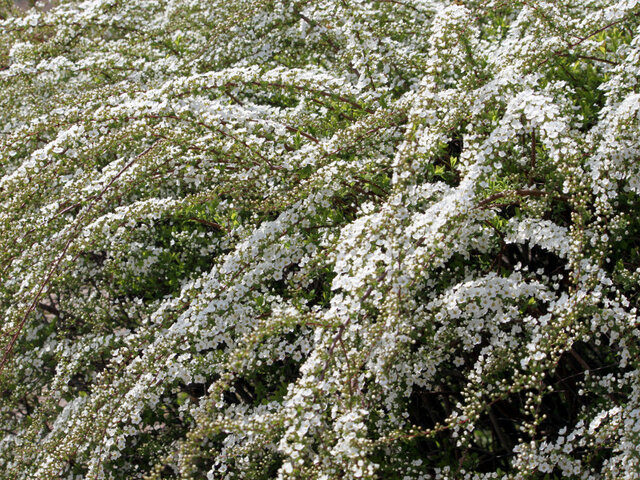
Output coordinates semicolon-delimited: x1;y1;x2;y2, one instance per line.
1;0;640;478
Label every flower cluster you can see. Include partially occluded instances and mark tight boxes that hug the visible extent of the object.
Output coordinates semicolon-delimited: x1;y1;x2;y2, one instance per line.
1;0;639;479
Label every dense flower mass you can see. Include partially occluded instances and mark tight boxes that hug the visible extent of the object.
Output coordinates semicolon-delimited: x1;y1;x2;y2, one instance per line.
1;0;639;478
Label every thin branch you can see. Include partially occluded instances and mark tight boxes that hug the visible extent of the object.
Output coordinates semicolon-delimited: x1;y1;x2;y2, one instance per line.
477;189;568;209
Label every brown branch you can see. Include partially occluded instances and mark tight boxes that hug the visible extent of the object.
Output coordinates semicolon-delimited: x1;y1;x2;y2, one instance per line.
568;16;634;50
557;53;619;66
188;217;226;232
537;14;637;68
284;125;320;144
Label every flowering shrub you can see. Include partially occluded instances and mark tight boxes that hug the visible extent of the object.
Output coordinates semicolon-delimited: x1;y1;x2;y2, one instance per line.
1;0;640;478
